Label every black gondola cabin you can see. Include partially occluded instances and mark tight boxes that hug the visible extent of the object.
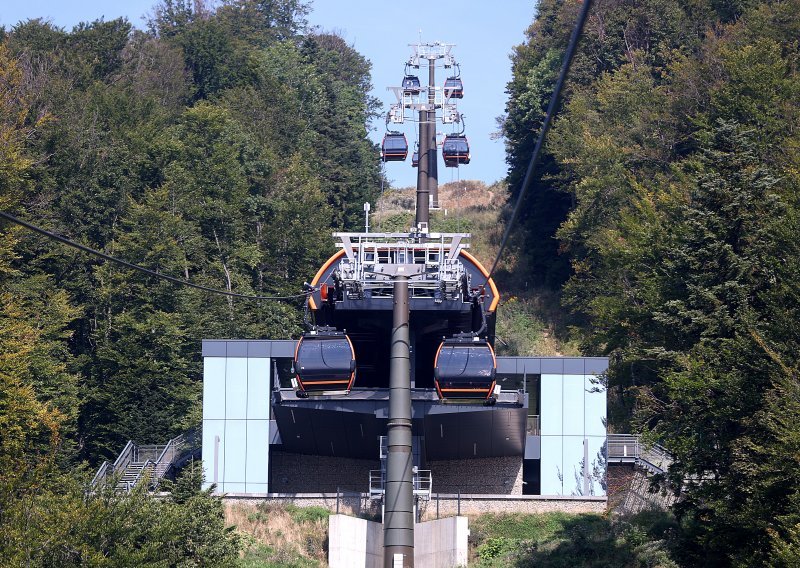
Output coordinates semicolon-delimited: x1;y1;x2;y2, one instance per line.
434;337;496;400
442;134;470;166
444;76;464;99
381;132;408;161
294;331;356;394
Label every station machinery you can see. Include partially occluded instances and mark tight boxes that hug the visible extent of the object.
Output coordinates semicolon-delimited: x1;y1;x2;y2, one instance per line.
293;231;499;401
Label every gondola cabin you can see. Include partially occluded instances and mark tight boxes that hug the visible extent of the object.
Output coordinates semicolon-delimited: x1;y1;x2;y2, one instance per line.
412;150;419;167
294;330;356;395
402;75;421;95
442;134;470;166
444;76;463;99
434;337;496;400
381;132;408;161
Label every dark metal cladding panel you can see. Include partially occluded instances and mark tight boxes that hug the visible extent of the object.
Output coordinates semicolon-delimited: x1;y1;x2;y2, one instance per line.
227;341;248;357
272;405;317;454
247;341;270;358
270;340;298;358
564;358;585;375
585;358;610;375
540;358;564;374
272;390;527;459
343;413;384;459
423;412;461;460
456;408;494;459
520;358;541;375
496;357;519;374
490;407;527;456
310;408;348;457
202;340;227;357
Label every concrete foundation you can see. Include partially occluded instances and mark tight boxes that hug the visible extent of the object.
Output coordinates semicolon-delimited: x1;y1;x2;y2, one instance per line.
328;514;468;568
418;494;606;519
329;514;384;568
414;516;469;567
223;492;607;518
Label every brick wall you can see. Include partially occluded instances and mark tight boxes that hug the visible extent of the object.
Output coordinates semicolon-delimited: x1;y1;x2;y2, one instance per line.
269;451;379;493
428;456;523;494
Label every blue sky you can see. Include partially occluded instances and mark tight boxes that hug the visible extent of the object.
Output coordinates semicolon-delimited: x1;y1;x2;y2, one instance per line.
1;1;537;188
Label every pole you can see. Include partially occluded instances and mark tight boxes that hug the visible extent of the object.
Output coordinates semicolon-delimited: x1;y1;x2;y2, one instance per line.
384;276;414;567
428;57;439;209
415;106;429;228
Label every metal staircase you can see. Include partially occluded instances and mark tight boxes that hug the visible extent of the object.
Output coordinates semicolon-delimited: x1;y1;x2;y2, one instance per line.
608;434;678;514
91;429;200;493
369;436;432;501
607;434;673;475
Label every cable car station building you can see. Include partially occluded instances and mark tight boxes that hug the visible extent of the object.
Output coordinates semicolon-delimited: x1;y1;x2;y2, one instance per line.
200;232;608;499
200;40;607;566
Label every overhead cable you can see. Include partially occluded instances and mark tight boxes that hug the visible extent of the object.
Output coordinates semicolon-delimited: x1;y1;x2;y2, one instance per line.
0;210;310;302
487;0;593;281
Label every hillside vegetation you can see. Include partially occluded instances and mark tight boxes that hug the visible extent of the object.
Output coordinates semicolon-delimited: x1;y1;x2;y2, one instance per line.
503;0;800;565
2;0;800;566
0;0;380;563
375;180;579;356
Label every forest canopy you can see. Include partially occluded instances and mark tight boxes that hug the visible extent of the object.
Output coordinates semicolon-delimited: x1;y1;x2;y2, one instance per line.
503;0;800;565
0;1;381;563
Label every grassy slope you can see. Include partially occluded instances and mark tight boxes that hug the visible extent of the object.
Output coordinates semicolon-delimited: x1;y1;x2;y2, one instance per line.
469;511;679;567
374;180;580;356
227;503;328;567
228;503;679;567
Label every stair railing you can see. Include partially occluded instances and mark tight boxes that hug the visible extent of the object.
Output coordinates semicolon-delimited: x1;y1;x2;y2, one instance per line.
128;460;156;491
93;427;202;492
112;440;137;472
91;460;111;487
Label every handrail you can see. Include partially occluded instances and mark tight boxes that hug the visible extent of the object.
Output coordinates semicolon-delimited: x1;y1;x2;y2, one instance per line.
112;440;136;471
607;434;641;459
413;470;433;499
91;461;111;487
96;427;203;492
156;440;175;469
130;460;156;490
607;434;673;475
527;415;540;436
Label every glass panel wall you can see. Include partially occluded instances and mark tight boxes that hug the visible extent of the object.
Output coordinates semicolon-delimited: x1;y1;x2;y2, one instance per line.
539;373;607;496
202;354;271;493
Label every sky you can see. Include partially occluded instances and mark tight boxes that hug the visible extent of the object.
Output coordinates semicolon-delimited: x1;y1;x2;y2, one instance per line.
0;1;537;188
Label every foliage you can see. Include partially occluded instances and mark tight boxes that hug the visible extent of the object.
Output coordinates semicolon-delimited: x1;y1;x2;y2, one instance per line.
504;0;800;565
470;512;679;567
477;536;515;560
284;504;330;525
2;465;240;566
1;0;381;465
227;502;328;566
0;2;379;564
